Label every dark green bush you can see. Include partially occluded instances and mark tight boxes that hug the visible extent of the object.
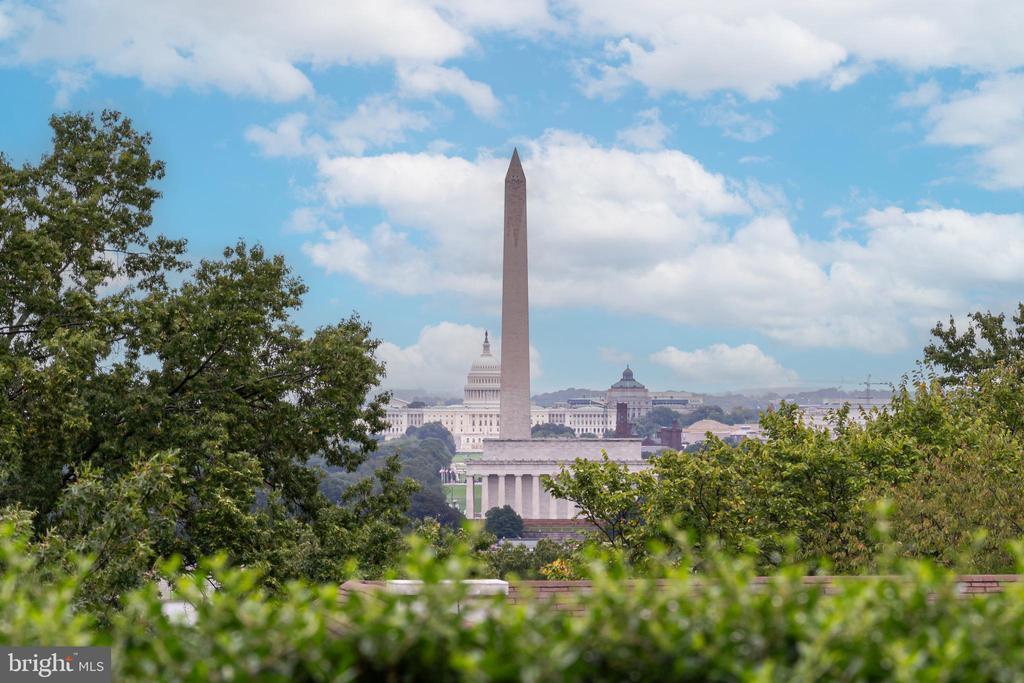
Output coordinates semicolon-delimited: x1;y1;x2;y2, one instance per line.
484;505;524;539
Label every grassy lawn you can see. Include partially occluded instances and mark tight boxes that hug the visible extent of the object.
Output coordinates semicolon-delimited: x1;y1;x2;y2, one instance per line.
445;452;483;513
443;481;479;513
451;451;484;464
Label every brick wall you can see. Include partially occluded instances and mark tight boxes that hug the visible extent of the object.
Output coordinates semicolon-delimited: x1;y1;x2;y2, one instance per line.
957;575;1020;594
521;519;596;540
339;576;1021;615
507;575;1022;614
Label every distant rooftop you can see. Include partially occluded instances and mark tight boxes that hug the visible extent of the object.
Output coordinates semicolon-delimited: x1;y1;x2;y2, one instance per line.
610;366;646;390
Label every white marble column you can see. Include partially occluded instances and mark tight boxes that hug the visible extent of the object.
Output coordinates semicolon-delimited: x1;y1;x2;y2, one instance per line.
497;473;506;508
465;476;475;519
531;475;540;518
481;474;490;513
514;475;523;515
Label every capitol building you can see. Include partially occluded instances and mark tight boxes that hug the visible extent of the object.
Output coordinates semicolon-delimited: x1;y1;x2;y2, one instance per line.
382;332;703;452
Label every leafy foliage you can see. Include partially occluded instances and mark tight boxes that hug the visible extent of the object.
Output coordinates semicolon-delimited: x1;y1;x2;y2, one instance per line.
315;434;463;528
634;406;685;437
549;363;1024;572
635;405;760;437
531;422;577;438
6;524;1024;682
480;538;575;579
544;456;651;552
0;111;407;603
404;421;456;454
925;304;1024;384
484;505;524;539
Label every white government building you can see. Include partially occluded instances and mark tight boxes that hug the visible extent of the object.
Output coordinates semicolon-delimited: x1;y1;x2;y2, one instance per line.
382;332;703;453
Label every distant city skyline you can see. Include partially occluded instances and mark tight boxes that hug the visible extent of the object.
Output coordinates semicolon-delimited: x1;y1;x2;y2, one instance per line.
3;2;1023;392
384;350;888;399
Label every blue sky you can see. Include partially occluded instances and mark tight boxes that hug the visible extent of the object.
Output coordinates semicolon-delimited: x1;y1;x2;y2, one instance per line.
2;1;1023;394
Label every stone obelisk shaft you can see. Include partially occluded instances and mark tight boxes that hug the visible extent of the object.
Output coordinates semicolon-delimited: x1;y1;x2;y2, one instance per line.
499;149;531;439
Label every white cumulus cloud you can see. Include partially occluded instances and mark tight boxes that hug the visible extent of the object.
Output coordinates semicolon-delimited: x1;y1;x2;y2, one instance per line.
247;98;432;158
897;79;942;108
297;134;1024;353
307;130;748;304
701;98;775;142
10;1;1024;109
616;108;670;150
651;343;799;390
330;97;432;155
377;322;541;391
0;0;550;107
922;73;1024;189
49;68;90;108
568;1;1024;100
0;8;13;40
396;63;501;118
245;113;321;158
285;207;331;234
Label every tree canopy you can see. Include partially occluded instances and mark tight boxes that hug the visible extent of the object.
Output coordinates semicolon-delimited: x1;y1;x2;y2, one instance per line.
547;359;1024;573
924;304;1024;384
0;111;408;603
405;421;457;454
484;505;524;539
635;406;684;437
532;423;577;438
316;433;463;529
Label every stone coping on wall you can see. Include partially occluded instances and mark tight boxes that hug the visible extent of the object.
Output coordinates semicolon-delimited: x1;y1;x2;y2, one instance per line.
520;519;597;540
465;459;647;466
506;575;1023;612
477;438;645;464
508;575;1022;592
479;438;645;444
339;575;1022;614
385;579;509;596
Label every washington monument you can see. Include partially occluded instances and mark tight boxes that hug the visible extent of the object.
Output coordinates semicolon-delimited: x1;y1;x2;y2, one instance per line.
468;148;642;520
499;149;531;439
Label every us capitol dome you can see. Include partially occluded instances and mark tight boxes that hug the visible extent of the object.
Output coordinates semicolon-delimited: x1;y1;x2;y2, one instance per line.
463;331;500;407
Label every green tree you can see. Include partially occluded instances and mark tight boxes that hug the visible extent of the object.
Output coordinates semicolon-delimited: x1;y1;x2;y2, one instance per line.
924;304;1024;384
545;456;653;555
482;542;533;577
548;406;871;568
405;421;456;454
316;435;463;528
550;364;1024;573
531;423;576;438
0;111;407;598
646;437;750;554
407;488;463;529
411;517;495;563
476;537;578;579
484;505;524;539
635;406;685;437
724;406;760;423
861;368;1024;571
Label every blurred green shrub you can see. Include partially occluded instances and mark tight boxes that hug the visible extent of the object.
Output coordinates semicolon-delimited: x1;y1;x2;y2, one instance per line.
5;522;1024;682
